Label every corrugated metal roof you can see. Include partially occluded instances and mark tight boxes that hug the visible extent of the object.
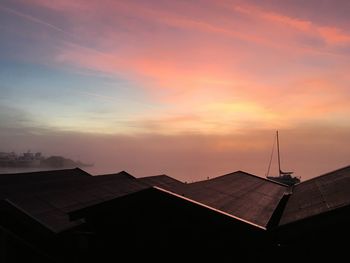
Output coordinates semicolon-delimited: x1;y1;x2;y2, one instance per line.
70;171;287;229
0;169;149;232
94;170;135;180
0;168;310;232
138;174;185;192
0;168;91;186
177;171;288;228
279;165;350;225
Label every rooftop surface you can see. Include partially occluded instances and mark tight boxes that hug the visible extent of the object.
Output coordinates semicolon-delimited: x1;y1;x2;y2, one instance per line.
279;165;350;225
177;171;288;227
0;168;149;232
138;174;185;192
2;165;350;232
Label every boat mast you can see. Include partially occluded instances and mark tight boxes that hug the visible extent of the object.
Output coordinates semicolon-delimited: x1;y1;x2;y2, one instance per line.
276;130;281;177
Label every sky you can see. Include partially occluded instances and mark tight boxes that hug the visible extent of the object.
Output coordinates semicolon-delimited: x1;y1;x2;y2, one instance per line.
1;0;350;181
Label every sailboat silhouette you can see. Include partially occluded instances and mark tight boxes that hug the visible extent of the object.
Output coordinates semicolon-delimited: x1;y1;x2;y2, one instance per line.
266;131;301;186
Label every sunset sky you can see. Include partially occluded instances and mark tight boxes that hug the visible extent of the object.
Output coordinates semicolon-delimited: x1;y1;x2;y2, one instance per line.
1;0;350;181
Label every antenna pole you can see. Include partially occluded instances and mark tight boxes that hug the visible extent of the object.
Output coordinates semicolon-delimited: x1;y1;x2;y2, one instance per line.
276;130;281;177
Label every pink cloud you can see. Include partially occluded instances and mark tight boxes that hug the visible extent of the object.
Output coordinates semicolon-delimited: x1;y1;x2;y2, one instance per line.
6;0;349;134
21;0;350;50
1;0;350;183
231;3;350;46
55;37;350;132
317;26;350;44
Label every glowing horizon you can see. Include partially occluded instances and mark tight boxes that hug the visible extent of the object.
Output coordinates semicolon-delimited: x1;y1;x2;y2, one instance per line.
1;0;350;180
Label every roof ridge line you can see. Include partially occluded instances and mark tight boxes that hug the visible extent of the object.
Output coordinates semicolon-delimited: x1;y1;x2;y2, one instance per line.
235;170;289;186
95;170;135;178
298;164;350;184
138;174;184;183
191;170;287;187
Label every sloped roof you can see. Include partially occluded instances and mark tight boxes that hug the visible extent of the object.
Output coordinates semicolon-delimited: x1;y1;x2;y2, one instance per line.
279;165;350;225
0;168;91;187
138;174;185;192
177;171;288;228
9;165;350;233
0;169;149;232
95;170;135;180
70;171;287;229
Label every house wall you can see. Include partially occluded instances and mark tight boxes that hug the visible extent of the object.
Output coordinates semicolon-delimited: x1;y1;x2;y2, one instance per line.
75;188;268;261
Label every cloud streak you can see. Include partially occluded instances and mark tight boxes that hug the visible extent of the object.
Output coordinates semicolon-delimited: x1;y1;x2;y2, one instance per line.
233;3;350;46
1;0;350;134
0;4;70;36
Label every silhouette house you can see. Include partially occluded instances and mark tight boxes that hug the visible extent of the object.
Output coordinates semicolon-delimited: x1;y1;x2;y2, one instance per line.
1;166;350;262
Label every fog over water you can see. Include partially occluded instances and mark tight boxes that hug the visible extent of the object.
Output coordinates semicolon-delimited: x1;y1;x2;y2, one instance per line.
1;127;350;182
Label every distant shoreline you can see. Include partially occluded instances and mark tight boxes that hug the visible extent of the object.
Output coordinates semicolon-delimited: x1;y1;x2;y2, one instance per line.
0;152;93;172
0;167;63;174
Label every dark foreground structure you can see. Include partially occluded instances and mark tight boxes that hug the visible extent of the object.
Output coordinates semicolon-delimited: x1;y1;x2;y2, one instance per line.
1;165;350;262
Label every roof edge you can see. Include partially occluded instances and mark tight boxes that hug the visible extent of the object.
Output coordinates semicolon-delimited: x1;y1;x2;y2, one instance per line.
191;170;287;187
138;174;184;183
0;167;92;176
153;186;266;230
279;201;350;227
94;170;135;179
0;199;56;234
298;164;350;184
69;185;265;230
235;170;289;186
266;192;292;229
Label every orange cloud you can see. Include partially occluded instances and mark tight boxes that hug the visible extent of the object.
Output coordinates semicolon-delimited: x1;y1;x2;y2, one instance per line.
234;5;312;31
55;37;350;134
8;0;349;135
231;3;350;46
317;26;350;44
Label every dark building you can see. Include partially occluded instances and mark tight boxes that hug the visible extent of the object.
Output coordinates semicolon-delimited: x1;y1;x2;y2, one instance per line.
1;166;350;262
